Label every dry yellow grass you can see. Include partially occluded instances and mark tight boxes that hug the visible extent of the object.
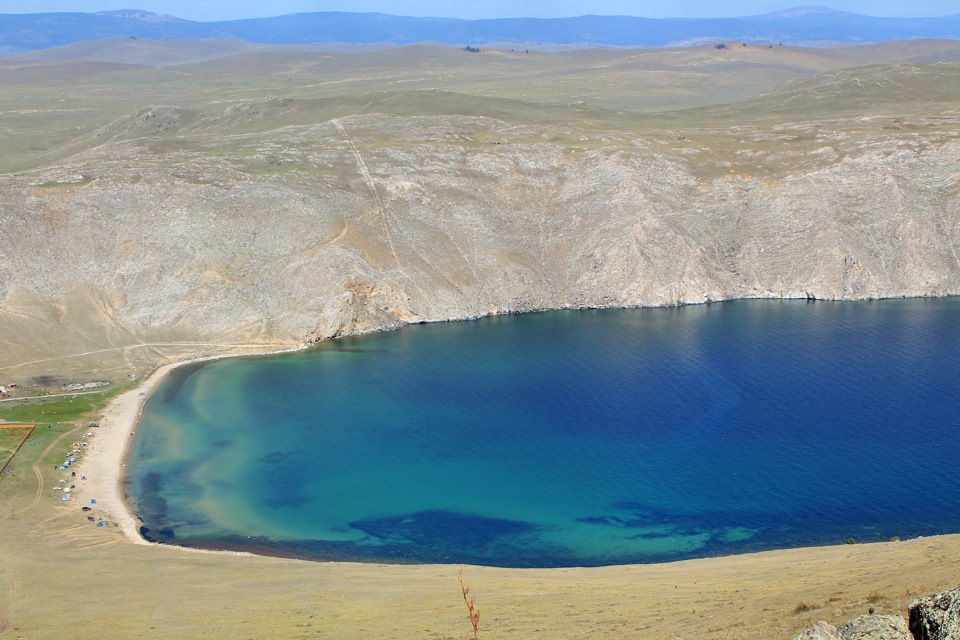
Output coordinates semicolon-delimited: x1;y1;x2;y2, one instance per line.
0;425;34;475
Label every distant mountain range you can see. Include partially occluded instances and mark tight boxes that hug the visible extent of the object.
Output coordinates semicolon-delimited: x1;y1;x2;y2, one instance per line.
1;6;959;53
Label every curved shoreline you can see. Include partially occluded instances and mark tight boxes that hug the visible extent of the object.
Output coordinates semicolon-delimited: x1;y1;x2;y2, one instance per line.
83;347;305;547
81;295;960;562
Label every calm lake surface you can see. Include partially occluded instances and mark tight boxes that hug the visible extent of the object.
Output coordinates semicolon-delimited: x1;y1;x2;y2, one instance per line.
127;298;960;567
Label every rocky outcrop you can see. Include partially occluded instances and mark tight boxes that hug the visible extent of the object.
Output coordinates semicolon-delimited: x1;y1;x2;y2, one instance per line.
2;107;959;370
838;614;912;640
795;585;960;640
793;621;842;640
910;585;960;640
792;615;913;640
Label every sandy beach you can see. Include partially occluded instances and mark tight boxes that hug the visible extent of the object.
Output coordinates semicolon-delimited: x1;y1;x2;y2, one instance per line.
80;360;181;544
79;347;303;545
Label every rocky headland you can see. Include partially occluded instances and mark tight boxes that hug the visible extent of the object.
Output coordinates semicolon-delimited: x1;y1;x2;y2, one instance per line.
2;98;959;377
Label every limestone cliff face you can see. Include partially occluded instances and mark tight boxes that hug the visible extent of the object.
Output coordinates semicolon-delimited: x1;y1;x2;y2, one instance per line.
1;111;958;357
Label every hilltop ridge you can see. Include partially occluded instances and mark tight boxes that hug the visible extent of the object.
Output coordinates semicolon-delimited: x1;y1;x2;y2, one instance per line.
2;54;959;382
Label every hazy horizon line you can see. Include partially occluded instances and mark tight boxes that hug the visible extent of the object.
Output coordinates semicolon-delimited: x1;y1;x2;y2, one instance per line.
3;5;959;22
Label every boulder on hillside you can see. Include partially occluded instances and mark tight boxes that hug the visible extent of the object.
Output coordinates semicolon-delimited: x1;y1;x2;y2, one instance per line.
910;585;960;640
838;614;911;640
792;621;842;640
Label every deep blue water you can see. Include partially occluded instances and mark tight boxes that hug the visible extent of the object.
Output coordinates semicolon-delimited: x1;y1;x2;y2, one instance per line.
126;298;960;567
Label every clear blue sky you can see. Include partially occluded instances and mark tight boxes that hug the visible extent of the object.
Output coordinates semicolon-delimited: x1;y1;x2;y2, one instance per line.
1;1;957;21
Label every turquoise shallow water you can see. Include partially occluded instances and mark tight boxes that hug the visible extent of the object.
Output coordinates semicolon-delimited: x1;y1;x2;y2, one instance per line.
127;298;960;567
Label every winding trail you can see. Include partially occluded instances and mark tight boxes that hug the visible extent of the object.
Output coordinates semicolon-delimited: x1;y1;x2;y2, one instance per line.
0;389;106;403
0;341;293;373
332;118;401;268
22;424;77;515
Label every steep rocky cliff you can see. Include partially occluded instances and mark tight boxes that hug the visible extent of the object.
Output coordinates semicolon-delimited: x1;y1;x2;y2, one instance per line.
2;64;959;374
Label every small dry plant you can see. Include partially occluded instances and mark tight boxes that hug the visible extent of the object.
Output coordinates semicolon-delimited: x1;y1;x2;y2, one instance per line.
459;564;480;639
793;602;818;614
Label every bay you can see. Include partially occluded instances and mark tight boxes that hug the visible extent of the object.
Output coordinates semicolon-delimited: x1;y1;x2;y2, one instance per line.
126;298;960;567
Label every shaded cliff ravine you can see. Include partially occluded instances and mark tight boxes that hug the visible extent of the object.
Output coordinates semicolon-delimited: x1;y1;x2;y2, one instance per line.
2;104;959;366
